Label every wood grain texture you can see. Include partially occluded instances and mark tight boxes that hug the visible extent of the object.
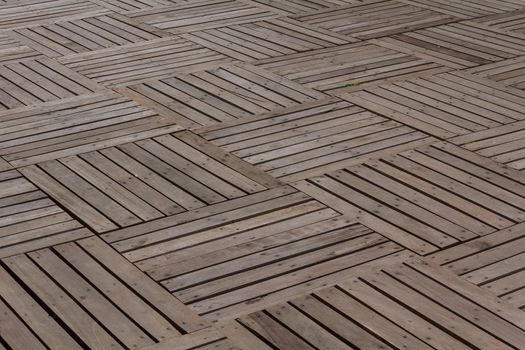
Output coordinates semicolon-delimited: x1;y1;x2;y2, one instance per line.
341;71;525;138
295;0;458;40
1;0;525;348
19;131;280;232
230;258;525;349
257;41;451;94
0;169;92;258
117;63;327;127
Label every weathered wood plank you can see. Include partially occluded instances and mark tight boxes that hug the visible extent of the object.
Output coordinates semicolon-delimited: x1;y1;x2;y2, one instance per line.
1;1;525;348
20;131;279;232
257;42;450;94
58;37;234;87
197;97;435;181
0;91;184;166
230;258;525;349
128;0;279;33
10;13;171;57
0;237;208;349
397;0;525;19
450;120;525;171
117;63;327;127
295;141;525;254
295;0;458;40
0;0;110;30
0;169;92;258
427;222;525;309
341;71;525;138
183;17;354;62
372;21;525;68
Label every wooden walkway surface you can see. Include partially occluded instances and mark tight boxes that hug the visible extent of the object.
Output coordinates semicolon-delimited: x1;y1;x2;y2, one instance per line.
1;0;525;349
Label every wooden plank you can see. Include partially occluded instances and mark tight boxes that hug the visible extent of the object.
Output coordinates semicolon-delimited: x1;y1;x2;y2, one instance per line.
0;237;208;349
188;240;403;317
101;182;405;317
341;71;525;138
398;0;525;19
384;261;525;347
450;120;525;171
197;97;434;181
247;0;361;15
0;32;42;65
89;0;172;12
475;8;525;34
232;257;525;349
117;63;327;127
466;55;525;90
102;185;300;243
4;253;123;349
10;13;171;57
1;1;525;348
409;258;525;328
372;21;525;68
257;41;450;94
0;296;48;350
58;37;234;87
182;17;354;61
78;236;208;332
0;0;110;30
0;57;105;111
289;294;395;349
354;266;519;349
137;328;238;350
295;0;457;40
128;0;279;33
29;247;156;348
427;222;525;308
0;92;184;166
295;142;525;254
20;131;277;233
204;251;410;322
238;311;318;349
216;320;273;350
0;169;93;258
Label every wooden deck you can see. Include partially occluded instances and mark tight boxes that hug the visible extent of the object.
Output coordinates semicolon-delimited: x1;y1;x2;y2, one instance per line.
1;0;525;349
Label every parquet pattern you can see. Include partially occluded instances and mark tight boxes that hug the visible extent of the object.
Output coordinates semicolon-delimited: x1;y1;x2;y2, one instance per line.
1;0;525;349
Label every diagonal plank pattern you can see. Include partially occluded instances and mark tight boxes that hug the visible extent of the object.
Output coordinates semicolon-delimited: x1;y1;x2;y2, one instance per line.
227;258;525;349
0;236;207;349
182;17;355;62
20;131;280;232
257;41;450;94
58;37;235;87
1;0;525;349
116;63;327;127
295;142;525;254
0;57;105;109
0;91;184;166
103;187;405;320
450;121;525;171
197;97;434;181
128;0;279;33
372;21;525;68
427;222;525;310
396;0;525;19
0;169;92;258
294;0;458;39
9;13;171;57
0;0;110;30
0;32;43;65
341;71;525;138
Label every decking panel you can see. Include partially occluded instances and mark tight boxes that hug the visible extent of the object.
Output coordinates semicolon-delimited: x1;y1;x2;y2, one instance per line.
1;0;525;348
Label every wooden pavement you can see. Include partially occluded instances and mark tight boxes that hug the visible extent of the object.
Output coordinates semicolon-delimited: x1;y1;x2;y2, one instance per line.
1;0;525;349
